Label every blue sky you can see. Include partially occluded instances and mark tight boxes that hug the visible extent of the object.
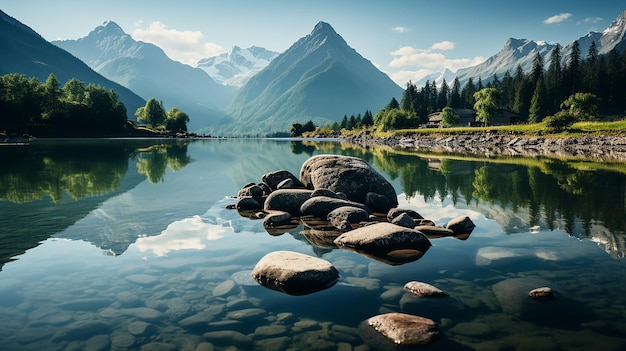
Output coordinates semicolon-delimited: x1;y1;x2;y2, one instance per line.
2;0;624;86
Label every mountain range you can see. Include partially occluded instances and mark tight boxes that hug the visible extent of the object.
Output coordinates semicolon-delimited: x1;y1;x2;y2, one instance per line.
195;46;279;87
221;21;403;136
2;9;625;135
52;21;236;131
0;10;145;118
416;10;626;87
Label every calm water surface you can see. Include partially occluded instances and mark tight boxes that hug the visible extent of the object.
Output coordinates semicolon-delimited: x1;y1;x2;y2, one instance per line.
0;138;625;351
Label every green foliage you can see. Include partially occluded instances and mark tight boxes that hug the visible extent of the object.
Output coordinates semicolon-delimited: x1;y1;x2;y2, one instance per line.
560;92;599;121
374;108;418;132
166;108;190;132
441;107;460;127
473;88;500;126
135;98;166;128
544;111;576;132
0;73;128;136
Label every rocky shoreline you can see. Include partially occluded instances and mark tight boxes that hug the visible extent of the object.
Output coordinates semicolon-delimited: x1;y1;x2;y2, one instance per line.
344;131;626;162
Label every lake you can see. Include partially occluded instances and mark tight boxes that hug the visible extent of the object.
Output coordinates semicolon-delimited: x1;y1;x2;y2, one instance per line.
1;138;625;351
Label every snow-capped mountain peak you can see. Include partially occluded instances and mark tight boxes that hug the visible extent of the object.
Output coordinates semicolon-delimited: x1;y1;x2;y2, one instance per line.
195;46;279;87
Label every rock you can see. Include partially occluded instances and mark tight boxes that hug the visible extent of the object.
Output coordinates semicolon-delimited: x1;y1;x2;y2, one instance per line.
300;228;342;248
264;189;313;215
202;330;253;347
126;274;158;286
299;154;398;208
251;250;339;295
364;312;438;346
528;287;556;301
365;192;392;214
300;196;370;219
213;279;237;297
327;206;371;231
404;281;448;297
387;208;423;221
262;211;293;228
334;222;431;265
415;225;456;239
236;196;263;211
121;307;164;321
390;212;415;229
446;216;476;236
262;170;304;191
311;188;343;198
127;321;155;336
238;183;265;197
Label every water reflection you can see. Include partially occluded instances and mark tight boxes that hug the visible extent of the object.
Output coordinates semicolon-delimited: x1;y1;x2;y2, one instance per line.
0;139;192;269
294;141;626;258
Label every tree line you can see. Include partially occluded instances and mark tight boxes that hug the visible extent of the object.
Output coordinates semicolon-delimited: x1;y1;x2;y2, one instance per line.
0;73;189;137
293;41;626;135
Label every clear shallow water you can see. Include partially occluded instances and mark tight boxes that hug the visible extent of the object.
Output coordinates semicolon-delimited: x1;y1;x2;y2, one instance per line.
0;138;625;351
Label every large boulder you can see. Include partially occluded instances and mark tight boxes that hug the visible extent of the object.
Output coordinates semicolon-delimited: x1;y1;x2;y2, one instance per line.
251;251;339;296
334;222;431;265
327;206;371;231
299;155;398;209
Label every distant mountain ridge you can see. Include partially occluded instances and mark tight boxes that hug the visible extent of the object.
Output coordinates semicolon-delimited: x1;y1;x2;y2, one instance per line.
53;21;236;131
417;10;626;87
0;10;145;118
195;46;279;87
222;21;403;136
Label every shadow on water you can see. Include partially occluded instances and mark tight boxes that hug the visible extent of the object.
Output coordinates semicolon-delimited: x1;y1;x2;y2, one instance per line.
0;139;192;269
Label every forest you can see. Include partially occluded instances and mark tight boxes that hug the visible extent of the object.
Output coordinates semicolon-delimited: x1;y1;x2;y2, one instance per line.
301;41;626;135
0;73;129;137
0;73;190;137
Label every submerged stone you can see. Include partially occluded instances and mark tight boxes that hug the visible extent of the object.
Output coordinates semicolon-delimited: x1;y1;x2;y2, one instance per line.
251;250;339;295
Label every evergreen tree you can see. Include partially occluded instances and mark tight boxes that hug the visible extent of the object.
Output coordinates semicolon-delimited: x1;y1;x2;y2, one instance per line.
545;43;563;115
529;77;548;123
564;40;581;95
477;77;484;91
461;78;476;108
340;115;348;129
450;77;461;108
531;51;544;84
437;79;450;111
362;110;374;126
348;114;357;129
499;71;515;110
386;97;400;110
513;77;533;119
401;81;417;113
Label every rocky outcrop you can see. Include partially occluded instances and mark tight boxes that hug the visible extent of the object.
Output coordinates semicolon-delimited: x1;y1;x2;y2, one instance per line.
346;131;626;162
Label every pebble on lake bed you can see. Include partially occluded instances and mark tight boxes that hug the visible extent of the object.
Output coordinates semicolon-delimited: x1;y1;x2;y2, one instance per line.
528;287;556;301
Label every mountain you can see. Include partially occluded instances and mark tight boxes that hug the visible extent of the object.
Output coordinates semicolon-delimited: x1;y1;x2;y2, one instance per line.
0;10;145;118
195;46;279;87
453;10;626;86
454;38;556;86
222;21;403;136
53;21;236;132
413;68;457;88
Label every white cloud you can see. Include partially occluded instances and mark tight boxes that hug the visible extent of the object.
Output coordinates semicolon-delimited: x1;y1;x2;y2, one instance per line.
392;26;408;33
389;46;484;70
579;17;603;24
134;215;227;257
543;13;573;24
388;45;485;86
132;21;225;64
431;41;455;51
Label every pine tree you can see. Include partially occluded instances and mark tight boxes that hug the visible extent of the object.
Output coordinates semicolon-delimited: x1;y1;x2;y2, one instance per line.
529;77;548;122
531;51;544;84
450;77;461;108
461;78;476;108
437;79;449;111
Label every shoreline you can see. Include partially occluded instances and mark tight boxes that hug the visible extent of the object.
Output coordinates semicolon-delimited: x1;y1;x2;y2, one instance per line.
344;131;626;162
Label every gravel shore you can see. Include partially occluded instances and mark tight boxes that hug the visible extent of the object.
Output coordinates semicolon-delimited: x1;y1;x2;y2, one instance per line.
344;131;626;162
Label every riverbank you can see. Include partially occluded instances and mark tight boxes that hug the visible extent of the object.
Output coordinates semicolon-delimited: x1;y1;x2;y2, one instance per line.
344;131;626;162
